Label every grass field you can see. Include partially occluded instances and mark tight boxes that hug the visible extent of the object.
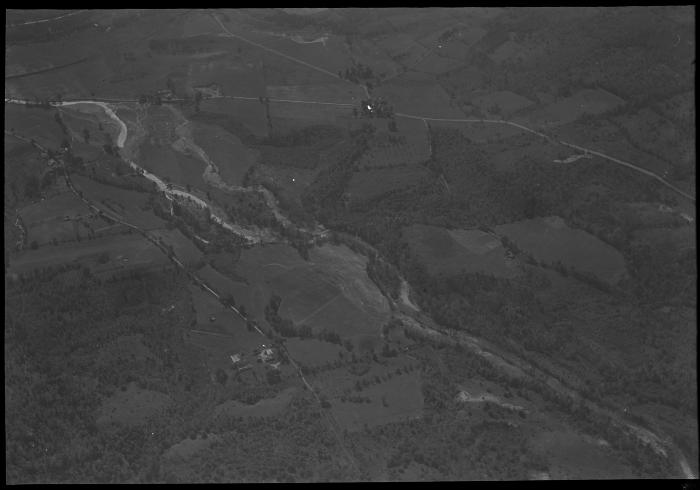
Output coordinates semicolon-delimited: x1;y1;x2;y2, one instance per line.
330;371;424;432
187;55;266;98
268;101;351;127
528;429;633;479
5;105;66;149
197;98;269;138
96;334;156;367
403;224;516;278
8;232;167;275
97;382;172;428
284;338;344;368
374;71;464;119
149;228;203;265
233;243;390;342
20;191;95;245
494;216;627;284
472;90;535;118
189;285;248;335
71;175;167;230
529;89;625;128
191;121;258;186
184;328;260;374
138;140;208;190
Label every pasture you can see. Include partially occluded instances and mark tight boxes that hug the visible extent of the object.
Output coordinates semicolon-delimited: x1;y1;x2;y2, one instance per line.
187;55;266;98
5;104;65;149
373;71;464;119
71;175;167;230
96;334;156;368
8;232;167;275
149;228;203;265
192;121;258;186
60;103;122;146
240;28;354;76
403;224;516;278
184;328;260;374
330;371;424;432
471;90;535;118
284;338;344;368
233;243;390;342
96;382;172;428
138;140;208;190
346;38;403;80
528;429;633;479
197;98;269;138
188;285;248;335
494;216;627;284
268;101;351;128
431;119;525;144
530;89;625;128
20;190;94;244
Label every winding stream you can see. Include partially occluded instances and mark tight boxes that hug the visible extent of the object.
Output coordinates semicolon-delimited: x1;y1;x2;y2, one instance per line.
5;97;696;479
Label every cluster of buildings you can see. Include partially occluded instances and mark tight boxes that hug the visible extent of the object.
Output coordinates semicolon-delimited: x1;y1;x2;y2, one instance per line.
228;343;281;375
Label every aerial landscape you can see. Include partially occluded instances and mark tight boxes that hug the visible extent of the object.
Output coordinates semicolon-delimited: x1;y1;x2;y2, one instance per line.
4;7;697;482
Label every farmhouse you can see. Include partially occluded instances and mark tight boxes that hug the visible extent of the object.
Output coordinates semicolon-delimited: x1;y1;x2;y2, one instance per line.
257;345;275;363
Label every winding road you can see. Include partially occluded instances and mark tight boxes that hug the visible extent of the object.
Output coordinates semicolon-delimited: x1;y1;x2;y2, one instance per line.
4;19;696;475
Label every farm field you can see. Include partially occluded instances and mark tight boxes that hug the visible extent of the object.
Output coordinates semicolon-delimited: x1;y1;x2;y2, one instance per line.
8;232;166;275
494;216;627;284
5;7;697;484
266;82;362;103
71;175;167;230
403;224;516;278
